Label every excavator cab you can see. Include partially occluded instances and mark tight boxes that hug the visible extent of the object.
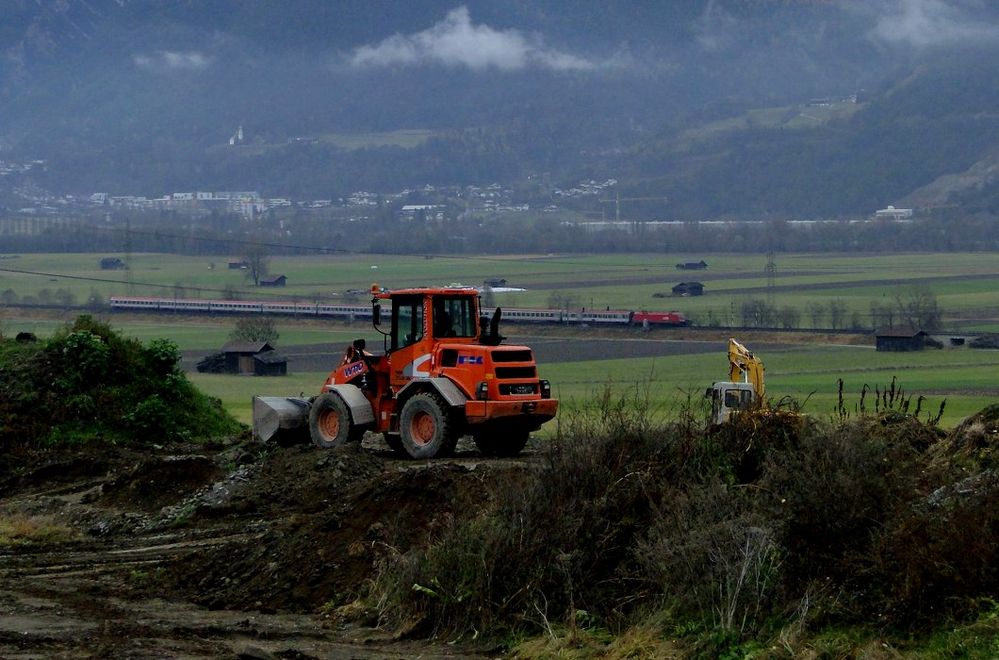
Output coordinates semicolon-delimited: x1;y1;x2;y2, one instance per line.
707;338;765;425
708;381;758;424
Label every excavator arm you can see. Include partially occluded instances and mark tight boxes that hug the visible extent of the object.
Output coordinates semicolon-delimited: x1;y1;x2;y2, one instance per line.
728;338;765;401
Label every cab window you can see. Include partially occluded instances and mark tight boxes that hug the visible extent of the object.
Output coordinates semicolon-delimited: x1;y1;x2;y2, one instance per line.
392;296;424;349
724;389;754;410
433;296;476;338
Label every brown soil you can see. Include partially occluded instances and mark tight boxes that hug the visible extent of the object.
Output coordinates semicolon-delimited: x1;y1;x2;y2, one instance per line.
0;435;525;657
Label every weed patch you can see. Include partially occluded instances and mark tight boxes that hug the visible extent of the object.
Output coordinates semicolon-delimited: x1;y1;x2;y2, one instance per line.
368;387;999;653
0;513;77;545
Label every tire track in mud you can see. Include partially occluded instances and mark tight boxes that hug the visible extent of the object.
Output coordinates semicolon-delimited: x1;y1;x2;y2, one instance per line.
0;443;496;658
0;529;263;579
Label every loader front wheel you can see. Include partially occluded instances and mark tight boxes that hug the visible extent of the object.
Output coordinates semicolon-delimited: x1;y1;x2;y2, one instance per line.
309;393;359;449
473;429;530;457
399;393;457;459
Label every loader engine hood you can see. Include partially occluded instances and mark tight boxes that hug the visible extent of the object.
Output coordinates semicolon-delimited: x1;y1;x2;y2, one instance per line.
434;344;546;400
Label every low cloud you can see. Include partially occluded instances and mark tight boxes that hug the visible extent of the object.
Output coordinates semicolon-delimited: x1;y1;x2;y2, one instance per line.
866;0;999;48
348;6;595;72
133;51;211;72
693;0;740;53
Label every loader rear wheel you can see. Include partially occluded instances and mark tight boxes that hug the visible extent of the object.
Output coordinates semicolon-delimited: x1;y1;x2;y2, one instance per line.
473;429;530;457
309;393;361;449
399;393;458;459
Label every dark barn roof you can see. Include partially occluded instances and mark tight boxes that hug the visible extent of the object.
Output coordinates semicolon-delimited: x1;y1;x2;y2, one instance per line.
221;341;274;354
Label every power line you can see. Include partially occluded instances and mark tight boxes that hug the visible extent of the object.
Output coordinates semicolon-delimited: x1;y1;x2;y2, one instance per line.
12;216;670;270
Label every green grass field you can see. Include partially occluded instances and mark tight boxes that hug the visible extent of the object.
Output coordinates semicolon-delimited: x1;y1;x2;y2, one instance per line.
5;250;999;429
182;341;999;430
6;251;999;332
542;345;998;428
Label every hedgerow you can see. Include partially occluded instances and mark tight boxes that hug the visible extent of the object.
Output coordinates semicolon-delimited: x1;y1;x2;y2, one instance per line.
0;315;241;447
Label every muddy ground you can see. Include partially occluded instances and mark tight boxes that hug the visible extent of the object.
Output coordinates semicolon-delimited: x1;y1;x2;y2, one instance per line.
0;435;528;658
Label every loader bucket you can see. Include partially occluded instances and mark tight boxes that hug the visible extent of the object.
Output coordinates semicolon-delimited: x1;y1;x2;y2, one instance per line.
252;396;312;444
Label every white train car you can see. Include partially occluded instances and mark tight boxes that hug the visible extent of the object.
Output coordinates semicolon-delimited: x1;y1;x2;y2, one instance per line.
110;297;686;327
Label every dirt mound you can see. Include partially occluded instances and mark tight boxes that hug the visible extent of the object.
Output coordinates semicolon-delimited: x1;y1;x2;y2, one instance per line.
0;435;519;655
943;404;999;469
0;452;113;498
99;455;223;511
165;442;517;613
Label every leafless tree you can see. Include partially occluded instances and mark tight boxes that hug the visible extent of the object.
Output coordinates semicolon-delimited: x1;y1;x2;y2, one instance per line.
778;306;801;329
828;299;848;330
244;244;270;287
229;316;279;343
894;285;942;331
806;301;825;329
870;302;895;330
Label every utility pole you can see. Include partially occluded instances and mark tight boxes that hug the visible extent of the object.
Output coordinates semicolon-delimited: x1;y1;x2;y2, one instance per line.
124;217;134;294
765;249;776;308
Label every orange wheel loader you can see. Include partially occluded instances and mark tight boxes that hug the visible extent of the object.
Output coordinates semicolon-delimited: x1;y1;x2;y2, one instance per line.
252;284;558;458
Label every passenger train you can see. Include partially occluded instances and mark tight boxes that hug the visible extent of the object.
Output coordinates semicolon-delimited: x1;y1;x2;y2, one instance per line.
109;296;688;327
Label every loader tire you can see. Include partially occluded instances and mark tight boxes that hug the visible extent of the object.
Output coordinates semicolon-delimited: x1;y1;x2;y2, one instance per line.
399;393;458;459
473;429;530;457
309;393;362;449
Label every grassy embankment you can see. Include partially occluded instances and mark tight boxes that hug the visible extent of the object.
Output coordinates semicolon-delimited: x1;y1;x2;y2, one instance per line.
362;392;999;657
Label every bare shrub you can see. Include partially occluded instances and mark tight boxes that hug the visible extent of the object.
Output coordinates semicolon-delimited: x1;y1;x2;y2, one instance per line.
371;386;711;637
369;385;999;647
757;416;927;602
873;470;999;620
635;484;782;636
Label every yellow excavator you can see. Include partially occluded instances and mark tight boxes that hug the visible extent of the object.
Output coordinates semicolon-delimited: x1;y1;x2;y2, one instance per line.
707;338;766;425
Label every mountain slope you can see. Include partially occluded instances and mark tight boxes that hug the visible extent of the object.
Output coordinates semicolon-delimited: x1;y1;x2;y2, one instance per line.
2;1;999;217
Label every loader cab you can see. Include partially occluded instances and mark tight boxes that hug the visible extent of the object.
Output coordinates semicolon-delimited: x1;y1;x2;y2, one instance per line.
708;381;758;425
376;287;481;390
386;292;478;350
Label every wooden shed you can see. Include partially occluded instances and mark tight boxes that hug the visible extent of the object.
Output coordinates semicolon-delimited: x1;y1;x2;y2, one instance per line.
672;281;704;296
875;329;927;352
675;260;708;270
259;275;287;287
220;341;288;375
252;349;289;376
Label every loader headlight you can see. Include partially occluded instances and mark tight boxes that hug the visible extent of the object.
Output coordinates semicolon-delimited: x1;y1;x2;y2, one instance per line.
540;380;551;399
477;381;489;400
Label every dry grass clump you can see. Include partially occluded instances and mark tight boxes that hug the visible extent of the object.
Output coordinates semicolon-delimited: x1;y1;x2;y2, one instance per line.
0;513;77;545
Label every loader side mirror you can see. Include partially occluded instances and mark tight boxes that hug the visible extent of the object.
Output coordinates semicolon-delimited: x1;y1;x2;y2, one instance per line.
372;303;381;326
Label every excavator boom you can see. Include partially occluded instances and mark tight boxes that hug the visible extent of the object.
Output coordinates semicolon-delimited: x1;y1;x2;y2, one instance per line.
727;338;765;400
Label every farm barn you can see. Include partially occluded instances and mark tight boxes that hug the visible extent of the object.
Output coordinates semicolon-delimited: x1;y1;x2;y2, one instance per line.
875;329;928;352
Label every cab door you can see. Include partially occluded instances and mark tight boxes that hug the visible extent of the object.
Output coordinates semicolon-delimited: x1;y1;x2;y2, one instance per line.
386;295;432;390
